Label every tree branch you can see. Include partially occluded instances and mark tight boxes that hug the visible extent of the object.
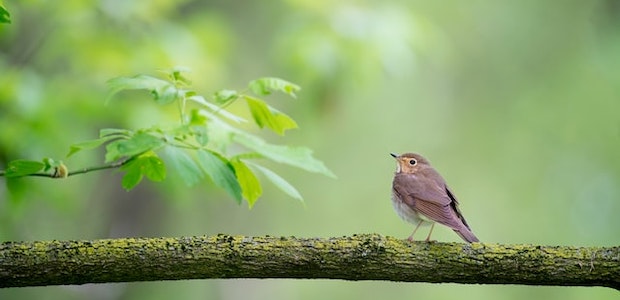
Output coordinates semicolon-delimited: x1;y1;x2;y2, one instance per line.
0;159;130;178
0;234;618;289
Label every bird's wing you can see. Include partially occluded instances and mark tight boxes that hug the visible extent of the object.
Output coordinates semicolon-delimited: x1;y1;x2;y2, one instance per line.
413;198;468;230
394;170;452;206
402;169;471;232
445;184;473;230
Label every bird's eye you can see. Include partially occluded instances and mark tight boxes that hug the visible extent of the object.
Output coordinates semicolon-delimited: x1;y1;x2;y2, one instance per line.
409;159;417;165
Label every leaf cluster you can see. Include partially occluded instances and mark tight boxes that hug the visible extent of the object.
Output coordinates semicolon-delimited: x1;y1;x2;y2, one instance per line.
3;69;333;208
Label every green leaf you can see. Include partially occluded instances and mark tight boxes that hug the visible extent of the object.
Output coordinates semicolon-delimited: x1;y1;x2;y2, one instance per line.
169;67;192;86
67;135;122;157
104;132;164;163
42;158;57;172
154;84;179;105
100;128;132;138
244;96;298;135
106;75;179;105
233;132;336;178
196;150;242;203
192;125;209;146
141;155;166;182
163;146;203;186
204;118;235;151
248;77;300;98
5;160;45;177
120;155;166;190
230;158;262;208
0;5;10;24
187;95;246;123
189;109;207;126
250;163;303;201
214;89;239;104
120;160;144;191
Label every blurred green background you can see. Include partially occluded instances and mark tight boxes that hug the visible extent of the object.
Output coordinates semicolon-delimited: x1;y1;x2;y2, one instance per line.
1;0;619;299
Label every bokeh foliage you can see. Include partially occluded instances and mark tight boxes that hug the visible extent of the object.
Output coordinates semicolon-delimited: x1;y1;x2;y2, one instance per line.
1;1;619;299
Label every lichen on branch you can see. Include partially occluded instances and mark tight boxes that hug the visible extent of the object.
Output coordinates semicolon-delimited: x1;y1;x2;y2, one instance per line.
0;234;618;289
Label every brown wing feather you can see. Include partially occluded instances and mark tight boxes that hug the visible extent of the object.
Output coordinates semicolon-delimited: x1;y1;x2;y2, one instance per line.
413;198;467;230
445;185;472;230
394;169;451;206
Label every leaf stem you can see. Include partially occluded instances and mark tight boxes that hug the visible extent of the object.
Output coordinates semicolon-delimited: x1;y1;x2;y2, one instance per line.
178;95;186;125
65;159;131;177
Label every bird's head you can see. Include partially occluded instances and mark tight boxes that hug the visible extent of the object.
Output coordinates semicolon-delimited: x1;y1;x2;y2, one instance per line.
390;152;430;174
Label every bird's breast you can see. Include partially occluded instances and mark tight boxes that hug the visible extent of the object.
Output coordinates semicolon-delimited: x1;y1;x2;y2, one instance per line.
391;192;424;225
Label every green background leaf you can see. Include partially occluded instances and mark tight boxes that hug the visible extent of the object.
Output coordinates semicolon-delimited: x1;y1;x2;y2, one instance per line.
248;77;300;98
67;135;121;157
120;155;166;190
120;160;144;191
100;128;132;138
163;147;203;186
233;133;336;178
244;96;298;135
0;5;10;24
196;150;242;203
249;163;303;201
230;158;262;208
105;132;164;163
4;160;45;177
141;156;166;182
106;75;178;104
214;89;238;104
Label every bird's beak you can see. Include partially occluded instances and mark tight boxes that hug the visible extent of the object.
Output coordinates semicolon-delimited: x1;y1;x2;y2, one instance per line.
390;153;398;158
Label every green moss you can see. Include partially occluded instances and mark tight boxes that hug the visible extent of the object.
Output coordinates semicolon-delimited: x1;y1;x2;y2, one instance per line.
0;235;618;289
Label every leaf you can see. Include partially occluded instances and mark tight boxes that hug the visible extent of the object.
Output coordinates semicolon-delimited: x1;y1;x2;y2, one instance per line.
204;117;235;150
196;150;242;203
4;160;45;177
0;5;10;24
189;109;207;126
154;84;179;105
120;160;144;191
104;132;164;163
214;89;239;104
248;77;300;98
233;132;336;178
230;158;262;208
120;154;166;190
249;163;303;201
106;75;179;105
141;155;166;182
244;96;298;135
192;125;209;146
42;157;58;172
100;128;132;138
169;67;192;86
187;95;246;123
163;146;203;186
67;135;122;157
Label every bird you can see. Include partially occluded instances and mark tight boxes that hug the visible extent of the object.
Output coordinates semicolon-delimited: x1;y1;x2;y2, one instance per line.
390;152;479;243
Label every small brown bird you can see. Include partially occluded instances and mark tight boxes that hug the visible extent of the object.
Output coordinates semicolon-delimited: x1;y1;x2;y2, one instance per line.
390;153;479;243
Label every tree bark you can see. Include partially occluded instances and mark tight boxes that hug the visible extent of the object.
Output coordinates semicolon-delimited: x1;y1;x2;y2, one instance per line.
0;234;618;289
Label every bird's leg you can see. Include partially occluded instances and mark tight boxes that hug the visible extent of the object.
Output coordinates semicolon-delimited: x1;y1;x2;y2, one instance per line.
424;223;436;242
407;220;425;241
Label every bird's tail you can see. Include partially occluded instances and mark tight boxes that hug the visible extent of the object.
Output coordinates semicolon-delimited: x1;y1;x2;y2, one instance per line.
455;228;479;243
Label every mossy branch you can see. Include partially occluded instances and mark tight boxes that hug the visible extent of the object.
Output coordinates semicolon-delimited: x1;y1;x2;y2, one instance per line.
0;234;618;289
